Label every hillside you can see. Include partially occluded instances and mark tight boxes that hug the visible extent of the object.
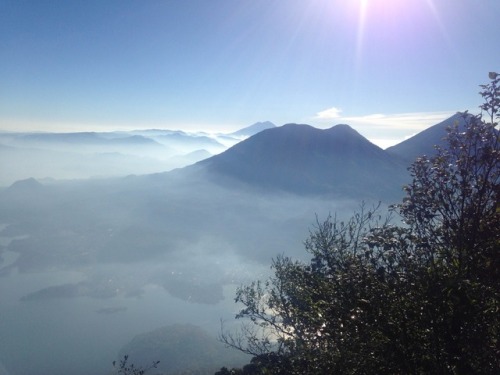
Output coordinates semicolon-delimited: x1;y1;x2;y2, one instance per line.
386;113;470;162
195;123;409;200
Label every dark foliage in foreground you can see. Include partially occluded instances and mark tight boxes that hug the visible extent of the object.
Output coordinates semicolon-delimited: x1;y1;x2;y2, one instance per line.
218;74;500;374
113;355;160;375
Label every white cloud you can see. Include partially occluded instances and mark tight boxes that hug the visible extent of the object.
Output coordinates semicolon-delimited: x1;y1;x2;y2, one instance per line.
312;108;458;132
309;109;460;149
341;111;457;131
343;111;459;148
366;138;406;149
314;107;343;120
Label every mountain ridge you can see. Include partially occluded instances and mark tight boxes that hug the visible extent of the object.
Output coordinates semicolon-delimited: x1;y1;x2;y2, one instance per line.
229;121;276;137
193;123;408;200
386;112;469;162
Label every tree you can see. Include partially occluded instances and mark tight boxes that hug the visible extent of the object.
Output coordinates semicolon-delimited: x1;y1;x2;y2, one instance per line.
219;73;499;374
396;72;499;373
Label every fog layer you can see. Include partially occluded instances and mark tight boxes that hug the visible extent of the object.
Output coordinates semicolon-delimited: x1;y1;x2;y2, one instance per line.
0;173;372;375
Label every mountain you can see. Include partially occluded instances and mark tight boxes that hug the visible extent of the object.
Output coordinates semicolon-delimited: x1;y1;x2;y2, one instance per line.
0;129;219;186
154;132;225;153
229;121;276;137
0;122;280;186
167;149;212;168
16;132;162;147
6;131;171;159
194;124;409;200
17;132;105;144
5;177;44;195
0;142;172;186
386;113;469;162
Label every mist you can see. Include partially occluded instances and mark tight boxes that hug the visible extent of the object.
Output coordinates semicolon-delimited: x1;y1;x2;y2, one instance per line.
0;130;238;187
0;167;371;374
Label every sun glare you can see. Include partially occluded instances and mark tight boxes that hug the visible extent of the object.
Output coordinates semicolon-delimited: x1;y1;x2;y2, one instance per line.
355;0;369;71
348;0;450;70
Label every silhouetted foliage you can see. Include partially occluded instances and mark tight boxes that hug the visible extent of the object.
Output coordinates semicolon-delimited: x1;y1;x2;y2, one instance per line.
112;355;160;375
219;73;499;374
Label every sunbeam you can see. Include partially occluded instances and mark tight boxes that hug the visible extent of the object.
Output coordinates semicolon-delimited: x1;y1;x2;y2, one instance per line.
355;0;369;73
424;0;456;57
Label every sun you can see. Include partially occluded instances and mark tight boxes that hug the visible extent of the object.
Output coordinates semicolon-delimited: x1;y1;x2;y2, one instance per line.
349;0;448;69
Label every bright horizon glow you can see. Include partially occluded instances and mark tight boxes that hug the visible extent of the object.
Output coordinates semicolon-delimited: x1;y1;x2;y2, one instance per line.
0;109;458;150
0;0;498;145
312;109;458;148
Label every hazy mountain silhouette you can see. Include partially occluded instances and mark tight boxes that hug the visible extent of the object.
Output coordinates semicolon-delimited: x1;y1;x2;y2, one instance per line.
168;149;212;166
194;124;408;200
386;113;470;162
17;132;163;147
155;131;225;152
5;177;44;194
229;121;276;137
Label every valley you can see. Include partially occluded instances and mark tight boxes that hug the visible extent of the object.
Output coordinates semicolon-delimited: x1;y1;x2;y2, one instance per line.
0;116;459;374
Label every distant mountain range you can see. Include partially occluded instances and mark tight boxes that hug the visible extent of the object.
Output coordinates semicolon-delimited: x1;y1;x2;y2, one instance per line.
1;114;466;199
184;113;467;199
0;121;275;186
16;132;161;146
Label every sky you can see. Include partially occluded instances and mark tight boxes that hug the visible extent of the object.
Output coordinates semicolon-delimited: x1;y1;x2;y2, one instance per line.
1;0;499;148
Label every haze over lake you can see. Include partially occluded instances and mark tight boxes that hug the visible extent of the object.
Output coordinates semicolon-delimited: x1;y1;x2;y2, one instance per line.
0;115;466;374
1;1;498;373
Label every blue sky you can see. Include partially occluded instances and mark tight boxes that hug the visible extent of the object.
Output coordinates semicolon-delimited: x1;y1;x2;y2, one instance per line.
1;0;499;147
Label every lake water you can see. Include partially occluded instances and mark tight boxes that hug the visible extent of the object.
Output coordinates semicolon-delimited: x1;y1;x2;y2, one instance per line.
0;225;254;375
